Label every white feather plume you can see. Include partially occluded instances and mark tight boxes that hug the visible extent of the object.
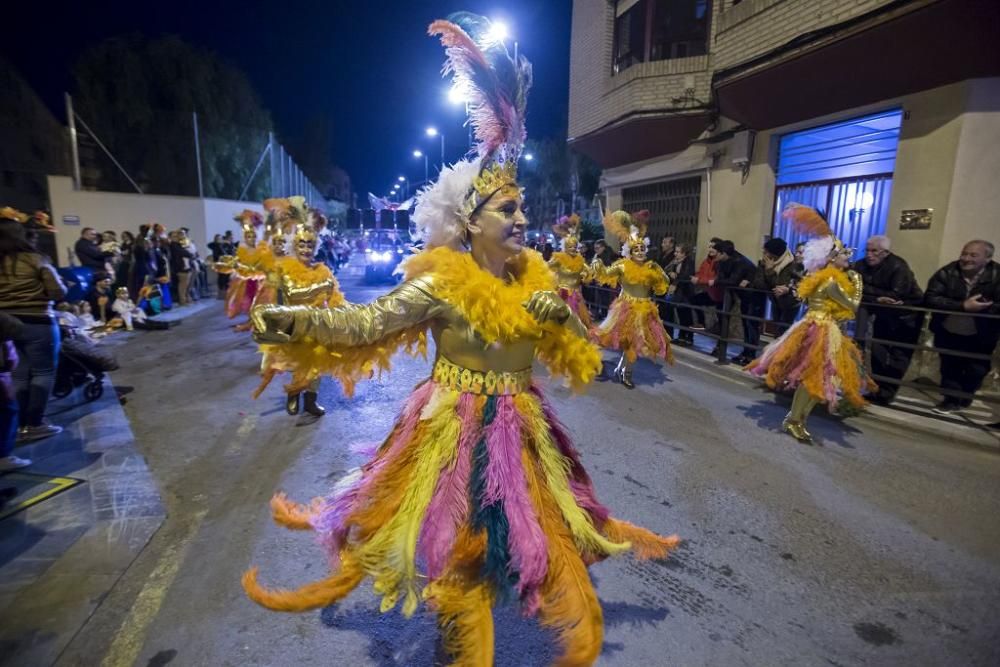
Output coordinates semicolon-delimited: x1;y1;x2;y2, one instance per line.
411;159;481;249
802;235;835;273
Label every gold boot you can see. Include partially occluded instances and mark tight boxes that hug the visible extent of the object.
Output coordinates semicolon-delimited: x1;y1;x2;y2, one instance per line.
621;366;635;389
303;391;325;417
782;416;812;443
286;392;301;416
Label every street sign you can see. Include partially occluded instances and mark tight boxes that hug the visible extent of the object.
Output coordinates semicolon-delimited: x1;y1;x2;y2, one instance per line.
62;215;81;226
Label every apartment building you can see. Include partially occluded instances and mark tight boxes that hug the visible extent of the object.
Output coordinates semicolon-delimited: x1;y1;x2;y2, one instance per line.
568;0;999;281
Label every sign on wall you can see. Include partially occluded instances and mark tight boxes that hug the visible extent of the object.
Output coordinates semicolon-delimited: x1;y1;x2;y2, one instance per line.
900;209;933;230
62;215;80;226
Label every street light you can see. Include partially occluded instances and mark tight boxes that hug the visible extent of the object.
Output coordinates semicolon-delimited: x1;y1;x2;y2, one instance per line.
484;21;509;45
523;153;534;162
413;149;428;184
426;126;445;171
398;175;409;199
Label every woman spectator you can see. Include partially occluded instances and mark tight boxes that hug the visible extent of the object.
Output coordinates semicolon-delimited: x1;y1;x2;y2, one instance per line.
130;225;155;299
756;238;800;333
689;238;724;331
117;231;135;290
668;243;696;345
0;215;67;442
0;311;28;469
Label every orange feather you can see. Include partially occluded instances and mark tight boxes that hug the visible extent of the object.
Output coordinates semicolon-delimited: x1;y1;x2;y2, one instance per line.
241;555;364;612
269;492;321;531
603;518;680;560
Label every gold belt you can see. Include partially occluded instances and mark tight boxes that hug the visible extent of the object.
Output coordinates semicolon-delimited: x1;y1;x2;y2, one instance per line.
432;357;532;396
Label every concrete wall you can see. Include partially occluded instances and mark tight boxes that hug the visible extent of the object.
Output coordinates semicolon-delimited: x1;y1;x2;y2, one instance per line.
940;78;1000;267
47;176;262;266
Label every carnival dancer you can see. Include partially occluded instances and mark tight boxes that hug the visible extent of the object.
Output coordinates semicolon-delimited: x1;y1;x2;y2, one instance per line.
548;213;594;332
250;198;293;311
591;210;674;388
255;198;344;417
242;15;679;666
747;203;875;443
215;210;266;324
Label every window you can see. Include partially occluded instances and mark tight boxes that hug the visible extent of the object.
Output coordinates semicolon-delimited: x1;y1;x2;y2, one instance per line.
614;1;648;75
622;176;701;248
649;0;709;61
772;110;904;261
614;0;710;74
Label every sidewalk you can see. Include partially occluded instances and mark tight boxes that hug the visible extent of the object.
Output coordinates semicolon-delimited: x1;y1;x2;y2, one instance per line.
0;375;165;665
672;334;1000;450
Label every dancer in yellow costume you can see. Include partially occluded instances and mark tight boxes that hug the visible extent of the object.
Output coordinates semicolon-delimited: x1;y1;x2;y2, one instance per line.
254;197;344;417
548;213;594;332
216;210;266;322
592;210;674;388
242;14;679;666
747;203;876;443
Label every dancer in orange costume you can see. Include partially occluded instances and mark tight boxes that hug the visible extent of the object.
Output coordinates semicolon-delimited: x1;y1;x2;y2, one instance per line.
747;203;876;443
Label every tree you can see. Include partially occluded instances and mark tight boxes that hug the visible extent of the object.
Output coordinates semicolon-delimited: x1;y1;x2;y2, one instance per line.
72;34;273;199
519;138;602;232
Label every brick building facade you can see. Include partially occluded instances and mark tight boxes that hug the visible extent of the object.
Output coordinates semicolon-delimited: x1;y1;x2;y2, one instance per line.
568;0;1000;283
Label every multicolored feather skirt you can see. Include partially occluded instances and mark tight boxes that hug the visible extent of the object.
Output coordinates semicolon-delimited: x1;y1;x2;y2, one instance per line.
747;314;875;410
559;286;593;331
243;371;679;665
594;294;674;365
224;275;261;319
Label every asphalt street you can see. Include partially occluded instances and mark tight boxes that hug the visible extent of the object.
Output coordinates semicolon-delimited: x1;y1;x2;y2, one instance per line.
51;272;1000;667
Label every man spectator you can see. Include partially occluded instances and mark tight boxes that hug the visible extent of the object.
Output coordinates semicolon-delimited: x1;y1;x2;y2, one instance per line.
653;236;676;270
690;238;724;332
714;240;763;364
74;227;112;272
925;240;1000;414
756;237;800;334
853;235;924;405
169;230;194;306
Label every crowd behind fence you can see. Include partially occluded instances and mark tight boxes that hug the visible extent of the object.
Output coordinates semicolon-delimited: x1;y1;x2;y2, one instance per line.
583;280;1000;411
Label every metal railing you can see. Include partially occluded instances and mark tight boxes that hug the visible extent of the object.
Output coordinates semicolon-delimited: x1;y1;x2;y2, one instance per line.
583;280;1000;409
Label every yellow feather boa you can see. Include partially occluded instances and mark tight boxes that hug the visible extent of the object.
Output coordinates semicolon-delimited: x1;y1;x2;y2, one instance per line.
550;252;586;274
275;256;345;306
620;259;669;296
402;247;602;391
797;266;856;321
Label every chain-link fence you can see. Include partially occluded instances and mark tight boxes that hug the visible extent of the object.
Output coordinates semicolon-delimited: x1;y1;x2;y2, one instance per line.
66;94;325;206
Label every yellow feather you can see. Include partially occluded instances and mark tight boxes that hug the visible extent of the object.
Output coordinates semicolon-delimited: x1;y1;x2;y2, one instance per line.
516;394;630;558
358;387;461;616
524;448;604;666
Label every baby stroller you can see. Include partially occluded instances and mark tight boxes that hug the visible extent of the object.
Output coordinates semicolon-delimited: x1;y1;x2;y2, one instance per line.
53;328;120;401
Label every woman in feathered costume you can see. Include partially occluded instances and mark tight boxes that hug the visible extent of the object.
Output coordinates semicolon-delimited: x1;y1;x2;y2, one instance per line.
548;213;594;332
591;210;674;388
746;203;875;443
215;209;266;323
254;197;345;417
242;14;679;666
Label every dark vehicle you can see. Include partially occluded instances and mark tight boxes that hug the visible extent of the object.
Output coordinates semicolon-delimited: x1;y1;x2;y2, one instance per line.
363;230;408;284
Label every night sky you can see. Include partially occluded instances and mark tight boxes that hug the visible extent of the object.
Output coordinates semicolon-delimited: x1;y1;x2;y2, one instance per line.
3;0;572;200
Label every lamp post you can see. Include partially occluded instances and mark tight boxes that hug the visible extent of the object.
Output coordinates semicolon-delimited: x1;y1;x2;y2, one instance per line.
397;175;408;199
413;149;428;185
426;126;445;173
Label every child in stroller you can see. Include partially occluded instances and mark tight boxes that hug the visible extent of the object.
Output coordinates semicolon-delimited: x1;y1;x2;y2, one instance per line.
53;325;119;401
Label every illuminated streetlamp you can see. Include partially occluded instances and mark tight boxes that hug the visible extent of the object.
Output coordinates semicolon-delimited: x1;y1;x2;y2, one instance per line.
426;126;445;172
413;149;428;184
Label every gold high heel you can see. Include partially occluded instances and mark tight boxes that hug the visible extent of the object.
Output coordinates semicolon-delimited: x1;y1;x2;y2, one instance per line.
782;416;812;443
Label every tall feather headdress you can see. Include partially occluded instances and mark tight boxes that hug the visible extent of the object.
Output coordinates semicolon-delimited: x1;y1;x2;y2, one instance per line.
603;210;650;258
552;213;581;251
783;203;849;273
413;14;533;248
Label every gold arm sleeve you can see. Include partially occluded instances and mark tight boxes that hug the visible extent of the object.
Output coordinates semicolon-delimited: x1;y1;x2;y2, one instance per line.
826;271;863;313
279;277;441;347
281;273;337;303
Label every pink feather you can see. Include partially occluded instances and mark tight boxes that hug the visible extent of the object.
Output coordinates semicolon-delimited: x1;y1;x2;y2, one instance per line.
417;392;480;578
485;397;548;599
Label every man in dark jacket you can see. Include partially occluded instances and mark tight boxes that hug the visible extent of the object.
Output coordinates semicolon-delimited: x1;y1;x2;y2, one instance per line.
74;228;112;272
853;235;925;404
924;240;1000;413
755;237;800;334
714;240;763;364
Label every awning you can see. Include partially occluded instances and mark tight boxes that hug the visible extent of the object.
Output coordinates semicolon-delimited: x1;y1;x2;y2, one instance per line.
713;0;1000;130
569;111;714;169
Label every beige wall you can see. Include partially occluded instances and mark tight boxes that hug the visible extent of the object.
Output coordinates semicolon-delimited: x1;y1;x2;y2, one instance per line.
48;176;262;266
940;78;1000;267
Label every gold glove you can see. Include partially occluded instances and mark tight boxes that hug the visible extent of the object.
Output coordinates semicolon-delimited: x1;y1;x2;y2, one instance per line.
250;304;295;344
523;290;571;325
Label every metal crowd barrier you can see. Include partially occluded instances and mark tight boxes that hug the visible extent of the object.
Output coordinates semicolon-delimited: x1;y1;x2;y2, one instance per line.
583;279;1000;409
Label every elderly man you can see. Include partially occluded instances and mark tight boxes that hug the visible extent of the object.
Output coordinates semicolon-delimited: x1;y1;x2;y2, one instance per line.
925;240;1000;414
853;235;924;405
